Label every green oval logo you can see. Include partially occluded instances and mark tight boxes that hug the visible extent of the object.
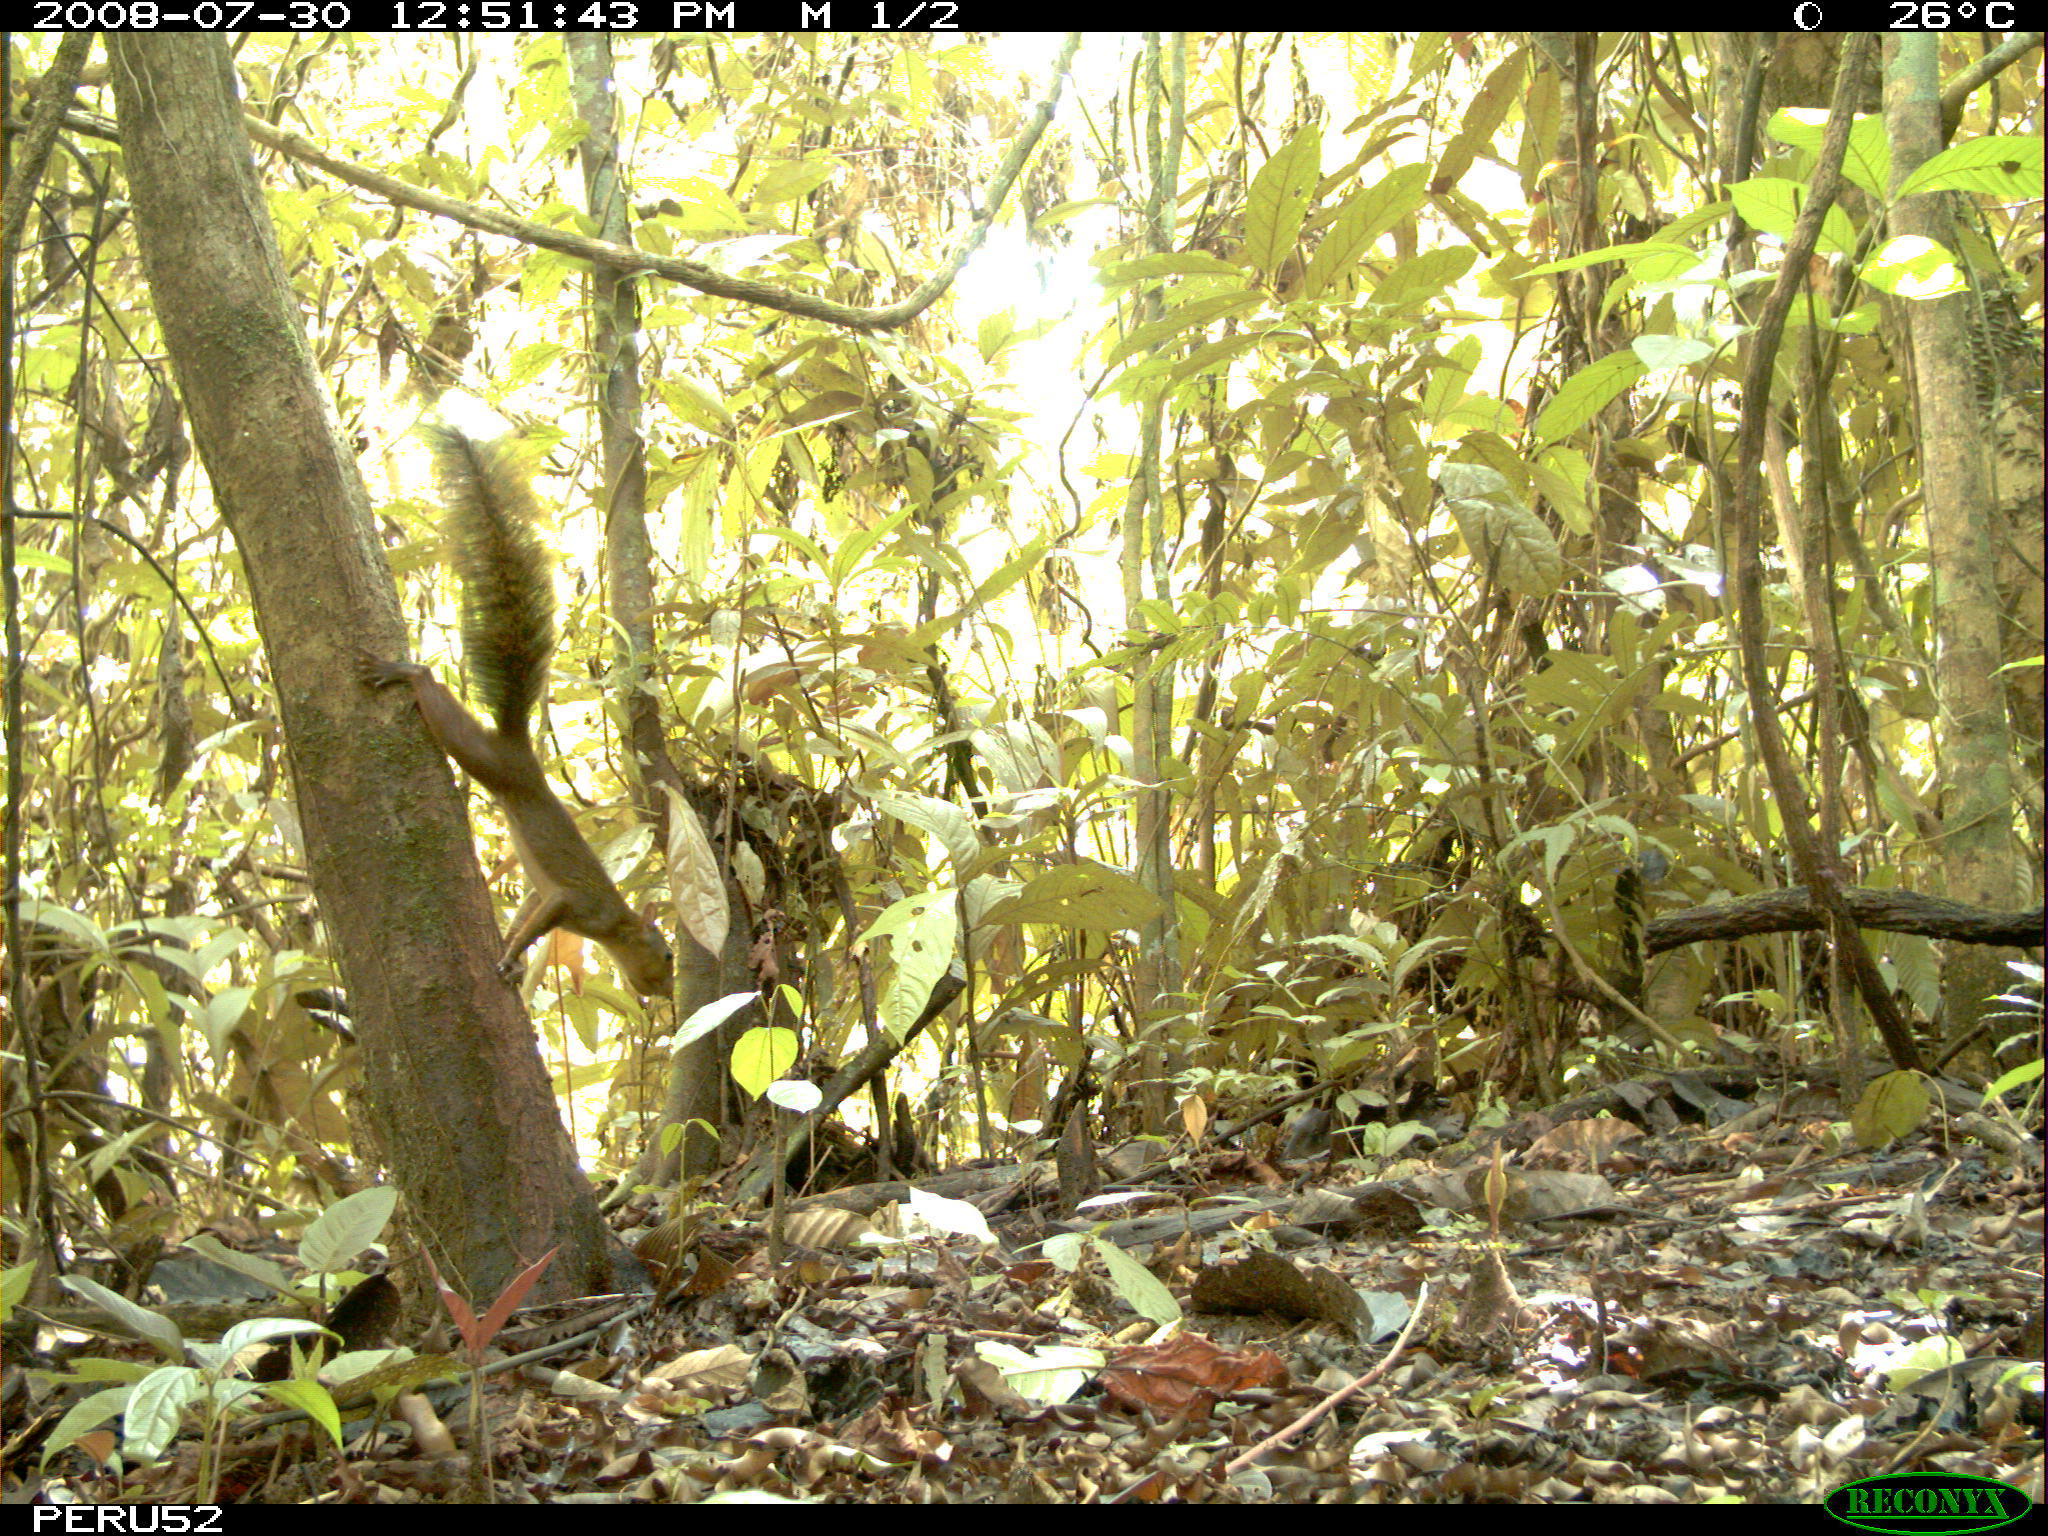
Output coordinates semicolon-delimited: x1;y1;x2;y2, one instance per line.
1825;1473;2033;1534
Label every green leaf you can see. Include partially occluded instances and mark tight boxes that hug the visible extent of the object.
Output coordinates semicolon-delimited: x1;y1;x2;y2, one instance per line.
1369;245;1476;314
1245;125;1322;278
0;1261;34;1321
1521;240;1698;280
1434;48;1526;192
1302;164;1429;299
862;889;955;945
1092;1235;1182;1327
1859;235;1965;300
1100;252;1243;285
731;1027;800;1099
21;899;108;951
957;534;1049;618
1533;351;1646;446
175;1238;294;1302
1766;108;1892;196
261;1378;344;1448
760;525;831;573
1441;469;1562;596
1984;1059;2044;1101
124;1365;200;1465
299;1186;398;1275
828;506;914;588
1896;134;2043;199
668;990;759;1054
881;901;958;1038
979;864;1165;931
1887;933;1941;1020
905;1187;995;1244
1106;291;1261;367
58;1276;186;1361
212;1318;332;1369
751;156;835;206
1728;175;1858;256
766;1078;822;1113
327;1351;464;1407
975;1340;1103;1406
200;986;254;1063
1850;1071;1930;1149
1631;334;1712;370
39;1386;133;1469
870;791;980;871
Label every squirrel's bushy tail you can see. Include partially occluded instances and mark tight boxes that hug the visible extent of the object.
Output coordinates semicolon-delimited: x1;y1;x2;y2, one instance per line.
422;424;556;739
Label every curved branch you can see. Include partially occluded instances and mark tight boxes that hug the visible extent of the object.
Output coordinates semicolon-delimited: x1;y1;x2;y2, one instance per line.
40;34;1082;334
1647;886;2044;955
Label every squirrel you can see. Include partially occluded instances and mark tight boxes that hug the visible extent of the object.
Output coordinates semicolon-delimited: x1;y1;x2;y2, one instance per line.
359;425;674;998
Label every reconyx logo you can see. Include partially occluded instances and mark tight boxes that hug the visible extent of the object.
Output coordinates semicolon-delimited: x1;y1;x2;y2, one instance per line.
1824;1473;2033;1534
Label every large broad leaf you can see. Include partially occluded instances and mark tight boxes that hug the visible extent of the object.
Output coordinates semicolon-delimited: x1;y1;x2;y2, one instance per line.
58;1276;185;1361
1244;125;1322;279
1303;164;1429;299
1368;245;1476;314
1432;48;1526;191
1440;464;1562;596
1532;351;1647;447
980;863;1165;931
1896;134;2043;200
299;1186;398;1275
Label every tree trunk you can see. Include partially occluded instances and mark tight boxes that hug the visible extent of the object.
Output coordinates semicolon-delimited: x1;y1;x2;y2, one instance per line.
107;36;637;1302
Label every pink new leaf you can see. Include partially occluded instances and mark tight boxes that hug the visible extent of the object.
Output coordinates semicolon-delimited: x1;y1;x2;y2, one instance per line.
423;1251;480;1348
475;1247;559;1347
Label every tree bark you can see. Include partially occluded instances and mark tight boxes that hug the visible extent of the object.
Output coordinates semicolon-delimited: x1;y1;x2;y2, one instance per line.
1647;886;2043;954
107;36;636;1302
